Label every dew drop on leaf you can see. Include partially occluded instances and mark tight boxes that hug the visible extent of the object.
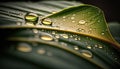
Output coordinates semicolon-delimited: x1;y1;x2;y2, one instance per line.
25;13;38;22
61;34;69;39
42;18;52;25
40;35;53;41
87;45;92;49
74;46;79;50
33;29;38;33
17;43;32;52
37;48;46;55
78;20;86;25
80;50;93;58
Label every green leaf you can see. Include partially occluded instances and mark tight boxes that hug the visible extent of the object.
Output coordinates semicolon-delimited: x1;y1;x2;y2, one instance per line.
44;4;120;49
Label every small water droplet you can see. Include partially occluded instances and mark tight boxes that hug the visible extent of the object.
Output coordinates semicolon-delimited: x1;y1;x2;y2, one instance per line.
74;46;79;50
101;32;105;35
94;44;98;47
17;43;32;52
42;18;52;25
51;11;57;14
37;48;46;54
26;22;34;26
81;50;93;58
71;17;75;20
55;34;60;38
61;42;67;46
98;44;103;48
61;34;69;39
72;21;75;23
63;16;66;18
87;45;92;49
79;20;86;25
72;14;76;16
77;28;85;32
16;22;21;25
74;38;78;40
25;13;38;22
52;31;56;35
33;29;38;33
40;35;53;41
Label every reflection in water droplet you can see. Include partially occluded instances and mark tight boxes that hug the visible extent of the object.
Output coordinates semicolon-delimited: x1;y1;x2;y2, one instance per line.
42;18;52;25
87;45;92;49
81;50;93;58
74;46;79;50
37;48;46;54
71;17;75;20
26;22;34;26
25;13;38;22
40;35;53;41
33;29;38;33
17;43;32;52
61;34;68;39
79;20;86;25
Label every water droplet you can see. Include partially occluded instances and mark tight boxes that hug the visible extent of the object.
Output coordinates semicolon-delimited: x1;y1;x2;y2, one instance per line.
94;44;98;47
81;50;93;58
26;22;34;26
98;44;103;48
71;17;75;20
17;43;32;52
37;48;46;54
52;11;57;14
74;38;78;40
16;22;21;25
79;20;86;25
42;18;52;25
40;35;53;41
25;13;38;22
63;16;66;18
55;34;60;38
61;34;69;39
101;32;105;35
61;42;67;46
87;45;92;49
74;46;79;50
52;31;56;34
72;14;76;16
33;29;38;33
77;28;85;32
72;21;75;23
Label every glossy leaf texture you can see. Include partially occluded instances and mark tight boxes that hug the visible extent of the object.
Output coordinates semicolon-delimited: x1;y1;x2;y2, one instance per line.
0;1;120;69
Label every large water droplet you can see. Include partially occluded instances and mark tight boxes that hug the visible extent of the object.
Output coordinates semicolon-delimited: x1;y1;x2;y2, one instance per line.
74;46;79;50
37;48;46;54
33;29;38;33
79;20;86;25
17;43;32;52
25;13;38;22
81;50;93;58
61;34;69;39
42;18;52;25
40;35;53;41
